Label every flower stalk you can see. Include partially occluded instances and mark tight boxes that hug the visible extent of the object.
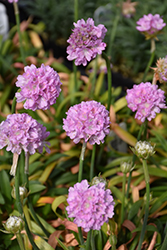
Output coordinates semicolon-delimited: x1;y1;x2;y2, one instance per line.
90;144;96;181
78;140;87;182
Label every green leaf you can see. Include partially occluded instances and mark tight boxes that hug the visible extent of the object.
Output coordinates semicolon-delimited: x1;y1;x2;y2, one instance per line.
29;183;46;194
55;237;69;250
52;195;67;220
128;200;143;220
0;170;12;202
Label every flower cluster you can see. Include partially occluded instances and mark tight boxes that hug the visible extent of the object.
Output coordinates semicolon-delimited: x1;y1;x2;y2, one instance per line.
63;101;110;145
0;113;50;155
8;0;18;2
126;82;167;122
152;56;167;84
66;180;115;232
15;64;62;111
67;18;107;66
3;216;24;234
132;141;155;159
136;14;166;39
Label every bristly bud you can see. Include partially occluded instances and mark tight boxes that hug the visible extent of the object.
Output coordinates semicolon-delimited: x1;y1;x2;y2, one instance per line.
91;175;108;189
11;186;28;202
131;141;155;159
3;216;24;234
120;161;134;174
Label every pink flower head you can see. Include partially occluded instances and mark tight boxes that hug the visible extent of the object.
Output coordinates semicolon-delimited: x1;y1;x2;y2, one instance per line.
63;101;110;145
67;18;107;66
8;0;18;2
15;64;62;111
136;14;166;39
0;113;50;155
126;82;167;122
66;180;115;232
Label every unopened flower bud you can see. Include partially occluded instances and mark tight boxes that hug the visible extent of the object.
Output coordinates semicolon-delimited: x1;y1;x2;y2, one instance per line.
91;176;108;189
3;216;24;234
12;186;27;202
131;141;155;159
120;161;134;174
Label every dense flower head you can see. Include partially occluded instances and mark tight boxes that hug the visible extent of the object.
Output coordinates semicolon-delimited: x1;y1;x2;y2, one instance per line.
0;113;50;155
66;180;115;232
152;56;167;84
15;64;62;111
3;216;24;234
63;101;110;145
8;0;18;2
67;18;107;66
136;14;166;39
126;82;167;122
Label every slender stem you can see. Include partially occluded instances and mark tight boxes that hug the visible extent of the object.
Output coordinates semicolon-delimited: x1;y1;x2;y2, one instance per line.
86;231;91;250
142;39;155;82
90;230;96;250
90;55;98;97
73;62;78;98
15;156;40;250
107;14;120;57
78;140;87;182
161;231;167;250
102;52;112;110
121;173;126;224
90;144;96;181
24;154;50;238
137;159;150;250
74;0;78;22
16;233;26;250
13;2;26;65
78;227;84;245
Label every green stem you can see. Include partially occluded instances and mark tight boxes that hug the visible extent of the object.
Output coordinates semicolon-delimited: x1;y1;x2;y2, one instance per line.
16;233;26;250
142;39;155;82
24;153;50;238
78;140;87;182
91;230;96;250
90;55;98;97
13;2;26;65
78;227;84;245
161;231;167;250
137;159;150;250
107;14;120;57
15;157;40;250
86;231;91;250
121;173;126;224
90;144;96;181
73;61;78;98
102;52;112;110
74;0;78;22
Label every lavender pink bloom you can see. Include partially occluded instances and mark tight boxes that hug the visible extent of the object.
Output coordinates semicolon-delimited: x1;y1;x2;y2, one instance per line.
66;180;115;232
67;18;107;66
0;113;50;155
8;0;18;2
15;64;62;111
126;82;167;122
136;14;166;38
63;101;110;145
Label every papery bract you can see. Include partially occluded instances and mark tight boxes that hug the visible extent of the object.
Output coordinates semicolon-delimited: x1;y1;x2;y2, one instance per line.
15;64;62;111
152;56;167;84
67;18;107;66
63;100;110;145
126;82;167;122
0;113;50;155
66;180;115;232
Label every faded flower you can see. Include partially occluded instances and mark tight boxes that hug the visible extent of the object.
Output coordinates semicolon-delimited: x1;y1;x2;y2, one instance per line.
152;56;167;84
3;216;24;234
131;141;155;159
67;18;107;66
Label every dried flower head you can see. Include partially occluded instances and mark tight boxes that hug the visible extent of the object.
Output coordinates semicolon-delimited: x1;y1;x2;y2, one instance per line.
63;101;110;145
15;64;62;111
66;179;115;232
136;14;166;39
152;56;167;84
3;216;24;234
0;113;50;155
126;82;167;122
120;161;134;174
67;18;107;66
131;141;155;159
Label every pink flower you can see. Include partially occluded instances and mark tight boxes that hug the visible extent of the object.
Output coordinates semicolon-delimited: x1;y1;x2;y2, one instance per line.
136;14;166;39
15;64;62;111
66;180;115;232
8;0;18;2
0;113;50;155
126;82;167;122
67;18;107;66
63;101;110;145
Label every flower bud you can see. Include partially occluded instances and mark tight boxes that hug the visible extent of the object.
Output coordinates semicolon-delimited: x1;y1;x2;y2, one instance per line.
3;216;24;234
91;176;108;189
120;161;134;174
131;141;155;159
11;186;27;202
